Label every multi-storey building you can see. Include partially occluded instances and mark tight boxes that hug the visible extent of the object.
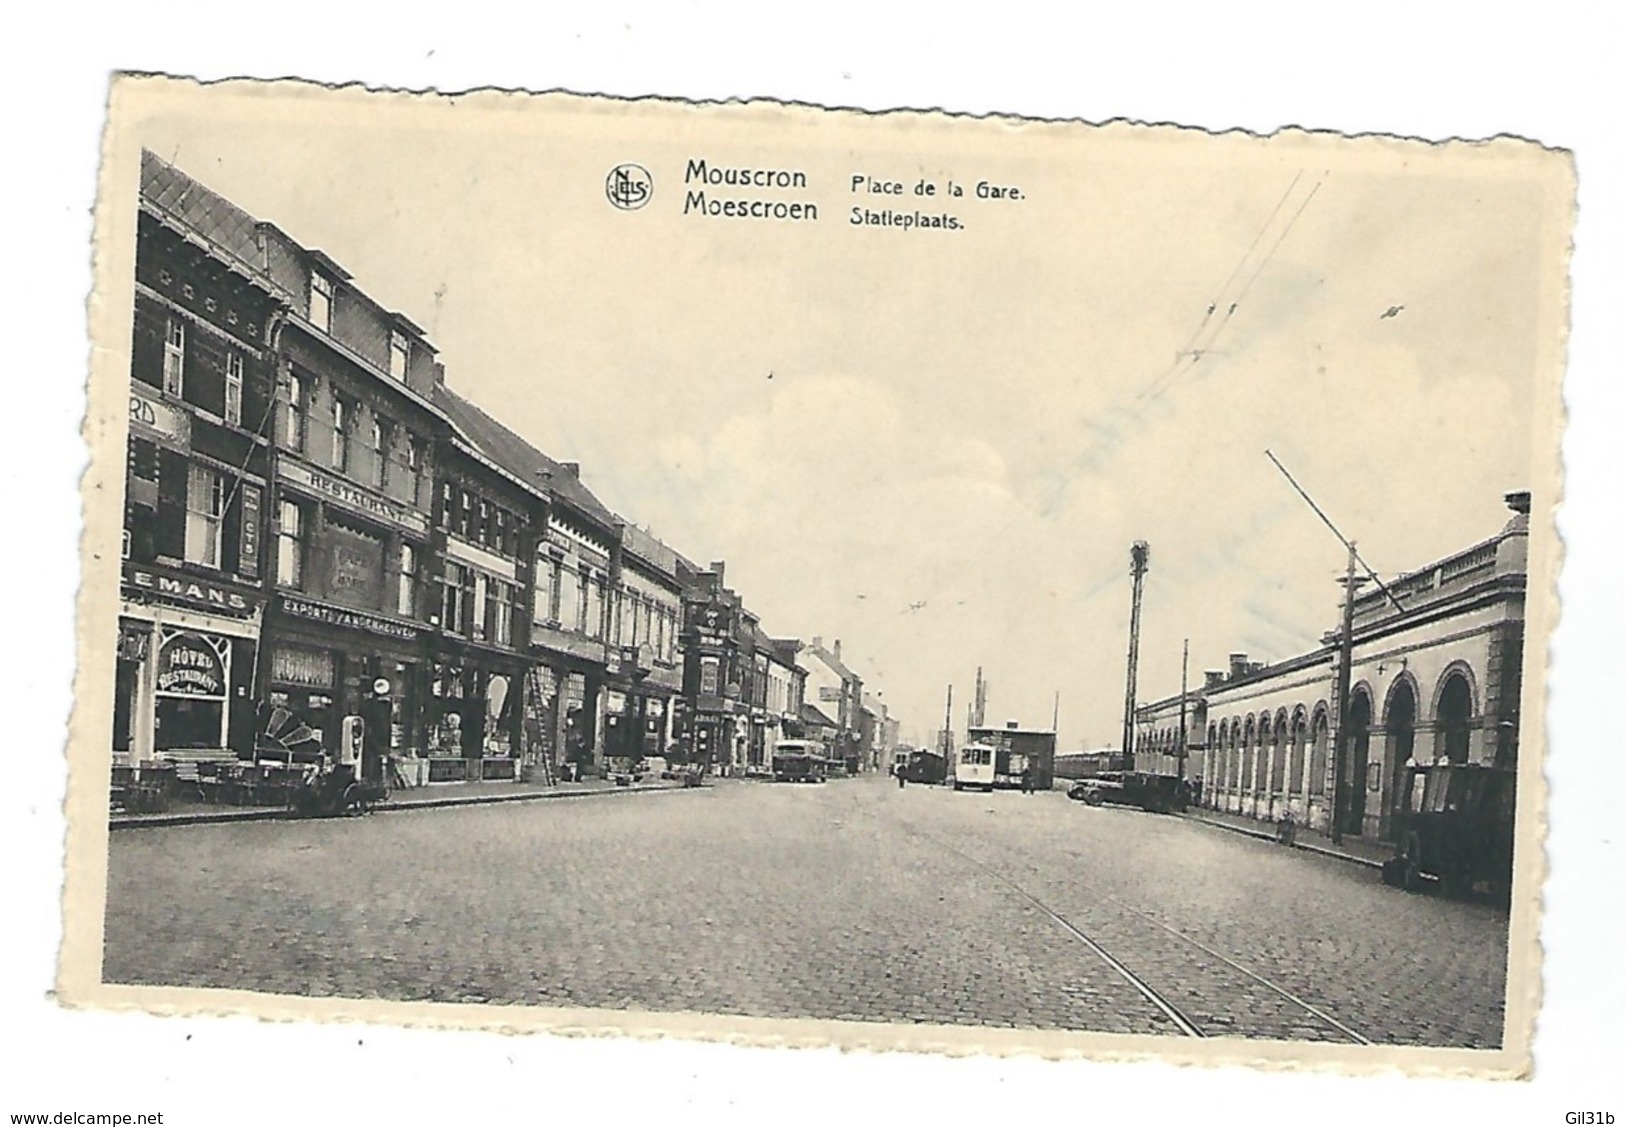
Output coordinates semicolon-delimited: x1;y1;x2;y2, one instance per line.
796;637;865;773
677;560;747;770
256;219;446;767
761;638;807;762
423;386;544;782
115;152;287;766
607;525;686;768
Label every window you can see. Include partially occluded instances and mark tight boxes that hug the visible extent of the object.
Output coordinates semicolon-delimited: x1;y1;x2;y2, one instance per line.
540;555;562;624
700;657;720;695
585;572;603;638
403;433;422;504
488;580;514;647
331;394;350;472
285;372;308;454
372;417;391;491
493;509;508;556
310;272;333;332
183;465;224;568
441;481;455;528
389;331;409;382
224;350;243;426
478;501;491;546
397;542;417;617
471;574;488;639
459;491;475;539
276;500;305;588
441;562;468;633
163;317;185;396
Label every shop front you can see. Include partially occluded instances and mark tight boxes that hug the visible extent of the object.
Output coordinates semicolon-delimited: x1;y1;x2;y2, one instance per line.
115;563;264;766
423;651;526;783
259;594;426;769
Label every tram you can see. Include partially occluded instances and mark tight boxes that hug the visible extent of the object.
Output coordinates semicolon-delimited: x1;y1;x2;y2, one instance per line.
1384;760;1516;900
952;742;998;791
901;748;949;785
772;739;833;783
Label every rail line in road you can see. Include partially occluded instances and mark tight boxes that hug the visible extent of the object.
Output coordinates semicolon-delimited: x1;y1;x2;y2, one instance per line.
890;808;1371;1043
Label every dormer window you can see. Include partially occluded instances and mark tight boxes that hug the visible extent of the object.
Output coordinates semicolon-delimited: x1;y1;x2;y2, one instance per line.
389;331;409;382
309;272;333;332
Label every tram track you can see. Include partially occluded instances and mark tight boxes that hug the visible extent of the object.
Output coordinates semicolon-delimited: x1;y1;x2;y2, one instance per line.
888;806;1372;1044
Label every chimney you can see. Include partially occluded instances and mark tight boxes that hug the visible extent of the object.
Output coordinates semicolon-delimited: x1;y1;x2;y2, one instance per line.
833;639;842;661
1228;653;1248;680
709;560;725;585
432;360;446;386
559;461;581;479
1006;719;1018;730
1205;670;1225;689
812;635;823;649
1504;490;1531;516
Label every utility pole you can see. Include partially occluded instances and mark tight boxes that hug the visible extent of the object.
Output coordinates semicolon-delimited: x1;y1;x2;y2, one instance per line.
1331;543;1366;845
1052;690;1060;733
1177;637;1189;781
941;683;954;759
1121;541;1150;772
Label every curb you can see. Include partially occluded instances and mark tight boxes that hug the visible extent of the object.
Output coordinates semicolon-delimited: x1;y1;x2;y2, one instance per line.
1178;812;1386;871
110;781;695;830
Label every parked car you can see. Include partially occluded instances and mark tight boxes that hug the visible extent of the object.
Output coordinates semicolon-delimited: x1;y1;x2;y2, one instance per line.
1067;770;1187;813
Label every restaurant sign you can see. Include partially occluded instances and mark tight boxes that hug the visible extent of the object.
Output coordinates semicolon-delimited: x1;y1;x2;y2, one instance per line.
122;564;261;617
156;632;226;697
279;457;429;535
280;595;420;641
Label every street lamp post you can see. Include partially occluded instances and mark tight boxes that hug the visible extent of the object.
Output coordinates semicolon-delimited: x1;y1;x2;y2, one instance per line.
1121;541;1150;773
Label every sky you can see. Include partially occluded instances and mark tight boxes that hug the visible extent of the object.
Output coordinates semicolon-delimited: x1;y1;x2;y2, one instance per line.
123;82;1566;751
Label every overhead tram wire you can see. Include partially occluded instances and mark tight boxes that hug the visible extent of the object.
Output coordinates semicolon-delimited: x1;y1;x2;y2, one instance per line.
1141;171;1327;406
1132;170;1307;408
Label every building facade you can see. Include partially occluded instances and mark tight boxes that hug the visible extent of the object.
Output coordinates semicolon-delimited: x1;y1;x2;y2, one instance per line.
1135;492;1529;842
796;638;865;773
115;152;286;766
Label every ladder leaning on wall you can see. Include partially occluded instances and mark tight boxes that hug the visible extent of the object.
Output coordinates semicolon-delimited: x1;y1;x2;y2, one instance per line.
524;666;558;786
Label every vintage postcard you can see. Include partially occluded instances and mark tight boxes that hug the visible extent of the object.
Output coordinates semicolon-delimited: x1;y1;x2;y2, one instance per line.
63;75;1571;1077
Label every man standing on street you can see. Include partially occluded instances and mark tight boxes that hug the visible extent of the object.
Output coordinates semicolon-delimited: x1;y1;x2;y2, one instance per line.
1021;765;1033;794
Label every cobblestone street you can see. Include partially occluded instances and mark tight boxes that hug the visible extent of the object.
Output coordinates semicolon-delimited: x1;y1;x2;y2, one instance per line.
103;777;1510;1046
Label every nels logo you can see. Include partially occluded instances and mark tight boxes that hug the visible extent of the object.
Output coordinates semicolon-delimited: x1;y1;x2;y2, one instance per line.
606;163;653;211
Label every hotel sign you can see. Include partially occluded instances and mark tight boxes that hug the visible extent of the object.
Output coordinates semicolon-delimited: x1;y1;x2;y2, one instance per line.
280;595;420;641
122;563;261;617
279;457;428;535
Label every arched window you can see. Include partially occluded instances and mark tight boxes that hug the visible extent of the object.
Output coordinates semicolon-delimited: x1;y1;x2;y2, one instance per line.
1436;670;1476;764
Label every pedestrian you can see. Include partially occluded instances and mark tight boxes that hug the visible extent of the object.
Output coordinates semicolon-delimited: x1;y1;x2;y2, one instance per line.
897;765;906;789
1021;766;1033;795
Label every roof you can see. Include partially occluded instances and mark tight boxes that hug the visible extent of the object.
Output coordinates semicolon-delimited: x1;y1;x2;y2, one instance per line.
799;702;838;728
799;641;858;681
433;382;619;530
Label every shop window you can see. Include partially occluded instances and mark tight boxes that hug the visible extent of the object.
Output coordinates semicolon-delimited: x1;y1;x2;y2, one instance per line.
184;465;224;568
275;499;305;589
310;272;333;332
397;542;417;617
224;350;243;426
389;330;409;382
162;317;186;397
442;562;468;634
285;372;308;454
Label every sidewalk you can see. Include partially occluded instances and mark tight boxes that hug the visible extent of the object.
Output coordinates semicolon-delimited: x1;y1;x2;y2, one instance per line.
110;774;692;829
1178;805;1392;870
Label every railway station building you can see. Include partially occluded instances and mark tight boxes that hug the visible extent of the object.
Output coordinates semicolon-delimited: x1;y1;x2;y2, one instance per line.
1134;491;1529;843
